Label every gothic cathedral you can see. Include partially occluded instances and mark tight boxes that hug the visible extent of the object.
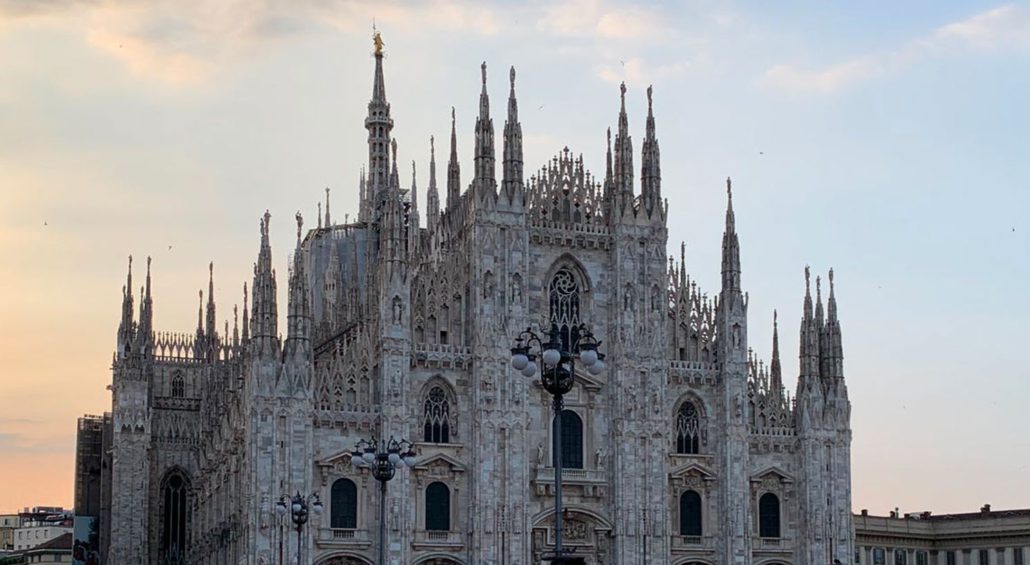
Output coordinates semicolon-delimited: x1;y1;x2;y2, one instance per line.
107;35;854;565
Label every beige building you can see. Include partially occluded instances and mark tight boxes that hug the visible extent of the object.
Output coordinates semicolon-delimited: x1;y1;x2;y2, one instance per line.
13;524;73;552
0;513;21;552
16;531;72;564
854;506;1030;565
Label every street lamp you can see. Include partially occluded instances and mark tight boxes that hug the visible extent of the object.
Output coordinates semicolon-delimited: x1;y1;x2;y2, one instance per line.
510;323;605;564
351;436;417;565
274;491;323;565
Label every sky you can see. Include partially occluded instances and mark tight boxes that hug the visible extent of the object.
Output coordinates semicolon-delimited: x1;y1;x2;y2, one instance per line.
1;0;1028;516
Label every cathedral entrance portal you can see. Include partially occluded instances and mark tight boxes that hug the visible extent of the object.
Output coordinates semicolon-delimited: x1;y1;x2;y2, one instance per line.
531;509;612;565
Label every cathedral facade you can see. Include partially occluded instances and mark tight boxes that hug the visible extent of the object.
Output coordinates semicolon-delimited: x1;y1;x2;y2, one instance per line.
106;36;854;565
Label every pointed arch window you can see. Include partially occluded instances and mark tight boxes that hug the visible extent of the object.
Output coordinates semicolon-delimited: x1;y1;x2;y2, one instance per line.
171;373;185;398
160;470;190;563
423;386;452;443
679;490;702;536
425;482;450;531
549;268;580;351
552;409;583;469
676;401;702;454
758;493;781;538
330;478;357;529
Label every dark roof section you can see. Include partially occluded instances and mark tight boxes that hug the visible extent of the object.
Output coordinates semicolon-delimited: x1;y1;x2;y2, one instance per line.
29;532;73;551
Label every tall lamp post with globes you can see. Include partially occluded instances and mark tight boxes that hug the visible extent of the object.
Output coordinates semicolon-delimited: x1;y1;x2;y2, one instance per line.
275;491;323;565
351;436;417;565
510;323;605;564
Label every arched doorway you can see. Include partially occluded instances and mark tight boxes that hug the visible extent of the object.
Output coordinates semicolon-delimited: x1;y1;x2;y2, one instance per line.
315;555;373;565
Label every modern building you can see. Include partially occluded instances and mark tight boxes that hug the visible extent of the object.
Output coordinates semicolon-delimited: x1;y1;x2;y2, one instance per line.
73;414;112;565
0;513;22;553
104;32;854;565
13;523;73;552
15;531;73;564
854;506;1030;565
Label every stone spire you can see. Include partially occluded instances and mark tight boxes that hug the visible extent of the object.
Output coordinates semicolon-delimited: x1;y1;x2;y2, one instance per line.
502;65;523;199
366;29;394;201
798;266;820;383
358;167;369;223
389;138;400;193
241;282;249;342
205;262;216;341
139;256;153;346
613;82;634;205
823;269;844;380
427;136;440;231
721;177;741;294
117;256;134;356
250;211;279;356
640;85;661;218
447;107;461;209
324;187;331;227
770;310;783;394
473;62;496;198
284;212;311;359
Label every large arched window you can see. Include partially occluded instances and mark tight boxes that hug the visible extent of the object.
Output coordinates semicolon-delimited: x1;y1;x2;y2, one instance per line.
676;401;702;454
895;549;908;565
758;493;781;538
549;268;580;351
552;409;583;469
171;373;185;398
161;470;190;563
423;385;452;443
425;482;450;531
330;478;357;529
679;490;702;536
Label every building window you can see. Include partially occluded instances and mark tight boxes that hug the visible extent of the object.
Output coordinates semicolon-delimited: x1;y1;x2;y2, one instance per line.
171;373;185;398
916;551;928;565
161;470;190;563
872;548;885;565
548;268;580;351
1015;547;1025;565
553;409;583;469
425;482;450;531
330;478;357;529
855;547;861;563
679;490;702;536
675;401;702;454
758;493;780;538
977;549;988;564
895;549;907;565
946;551;956;565
422;386;452;443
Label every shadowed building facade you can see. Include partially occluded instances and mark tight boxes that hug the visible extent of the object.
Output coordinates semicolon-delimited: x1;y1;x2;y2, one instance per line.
105;34;854;565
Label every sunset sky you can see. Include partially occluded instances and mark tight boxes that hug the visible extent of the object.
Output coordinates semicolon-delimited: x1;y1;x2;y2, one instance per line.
1;0;1028;514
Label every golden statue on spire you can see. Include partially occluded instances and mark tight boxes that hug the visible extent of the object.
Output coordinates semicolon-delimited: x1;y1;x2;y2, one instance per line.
373;29;384;56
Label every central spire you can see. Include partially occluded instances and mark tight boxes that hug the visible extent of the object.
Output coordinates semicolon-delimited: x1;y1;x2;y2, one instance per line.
502;65;523;200
366;29;394;202
721;177;741;293
447;107;461;209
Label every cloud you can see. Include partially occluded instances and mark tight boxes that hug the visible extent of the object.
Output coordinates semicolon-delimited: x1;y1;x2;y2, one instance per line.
0;0;504;86
763;4;1030;92
537;0;671;41
597;57;688;85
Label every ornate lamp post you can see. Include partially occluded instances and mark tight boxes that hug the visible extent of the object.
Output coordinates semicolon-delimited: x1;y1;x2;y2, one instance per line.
510;323;605;564
351;436;417;565
274;492;323;565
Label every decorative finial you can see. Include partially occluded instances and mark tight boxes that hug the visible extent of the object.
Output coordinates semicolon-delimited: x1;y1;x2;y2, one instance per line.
481;61;487;85
816;275;822;301
451;106;456;124
647;84;653;108
391;138;397;161
804;265;811;290
373;29;384;56
510;65;515;88
829;268;835;292
295;211;303;240
606;126;611;144
146;256;151;272
430;135;435;156
727;177;732;199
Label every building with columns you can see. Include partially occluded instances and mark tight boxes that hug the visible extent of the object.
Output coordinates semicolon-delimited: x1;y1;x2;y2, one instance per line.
105;33;854;565
854;506;1030;565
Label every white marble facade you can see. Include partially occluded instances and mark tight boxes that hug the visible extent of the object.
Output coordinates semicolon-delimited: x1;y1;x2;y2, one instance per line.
106;35;854;565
